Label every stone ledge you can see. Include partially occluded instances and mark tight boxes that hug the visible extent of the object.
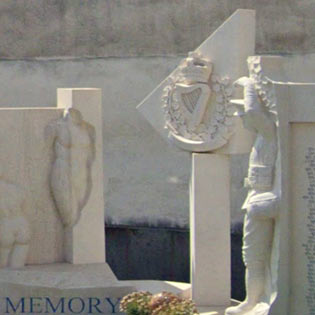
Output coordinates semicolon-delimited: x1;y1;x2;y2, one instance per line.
0;263;236;314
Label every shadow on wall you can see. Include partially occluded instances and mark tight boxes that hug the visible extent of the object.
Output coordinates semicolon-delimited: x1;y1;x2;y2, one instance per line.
105;223;245;301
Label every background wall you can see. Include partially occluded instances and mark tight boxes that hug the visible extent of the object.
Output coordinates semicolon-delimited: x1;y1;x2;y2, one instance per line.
0;0;314;58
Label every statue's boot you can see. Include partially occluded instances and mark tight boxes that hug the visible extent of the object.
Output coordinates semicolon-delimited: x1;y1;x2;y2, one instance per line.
225;262;265;315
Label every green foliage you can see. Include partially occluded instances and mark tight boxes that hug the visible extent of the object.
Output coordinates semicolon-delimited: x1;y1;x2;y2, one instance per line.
120;291;152;315
126;302;150;315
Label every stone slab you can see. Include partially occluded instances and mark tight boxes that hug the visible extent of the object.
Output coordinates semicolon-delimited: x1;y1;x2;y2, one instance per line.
288;123;315;315
0;263;128;314
247;59;315;315
270;82;315;315
252;57;315;124
190;153;230;306
198;300;239;315
287;84;315;122
0;108;64;264
253;54;315;83
0;89;106;268
0;264;192;315
0;263;238;315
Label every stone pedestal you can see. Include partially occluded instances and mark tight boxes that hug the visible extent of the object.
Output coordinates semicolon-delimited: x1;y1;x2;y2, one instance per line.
0;264;193;315
190;153;230;306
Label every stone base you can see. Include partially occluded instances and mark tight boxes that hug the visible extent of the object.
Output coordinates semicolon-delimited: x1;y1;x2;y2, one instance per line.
198;306;227;315
0;263;129;314
0;263;233;314
198;300;239;315
0;263;191;314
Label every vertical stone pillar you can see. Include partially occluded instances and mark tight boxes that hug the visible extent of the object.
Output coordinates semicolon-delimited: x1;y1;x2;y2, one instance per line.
57;88;105;264
191;153;230;306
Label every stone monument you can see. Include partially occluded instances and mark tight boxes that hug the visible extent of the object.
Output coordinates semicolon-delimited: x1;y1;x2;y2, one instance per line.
2;7;315;315
0;88;192;315
138;10;315;315
0;90;107;259
138;9;256;312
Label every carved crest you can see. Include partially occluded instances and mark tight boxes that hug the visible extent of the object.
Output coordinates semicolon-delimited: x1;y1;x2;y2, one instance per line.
162;52;235;151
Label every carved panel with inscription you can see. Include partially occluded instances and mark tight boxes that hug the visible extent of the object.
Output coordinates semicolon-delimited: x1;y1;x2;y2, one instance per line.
303;146;315;314
290;124;315;315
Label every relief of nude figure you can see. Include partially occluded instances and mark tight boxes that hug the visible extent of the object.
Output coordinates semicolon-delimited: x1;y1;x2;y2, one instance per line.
46;108;95;228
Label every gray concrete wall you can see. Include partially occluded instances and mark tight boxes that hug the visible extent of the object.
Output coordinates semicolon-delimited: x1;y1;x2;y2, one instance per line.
0;0;315;58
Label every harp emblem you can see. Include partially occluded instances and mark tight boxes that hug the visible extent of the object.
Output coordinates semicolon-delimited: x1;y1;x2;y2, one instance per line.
162;52;234;148
181;87;202;114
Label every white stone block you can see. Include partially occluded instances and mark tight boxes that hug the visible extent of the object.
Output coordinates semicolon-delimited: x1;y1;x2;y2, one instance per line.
270;83;315;315
191;153;230;306
0;108;64;264
0;89;106;266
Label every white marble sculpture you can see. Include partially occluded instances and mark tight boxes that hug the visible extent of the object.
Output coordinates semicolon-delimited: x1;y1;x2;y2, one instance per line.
225;57;280;315
162;51;234;150
47;108;96;228
0;179;30;268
